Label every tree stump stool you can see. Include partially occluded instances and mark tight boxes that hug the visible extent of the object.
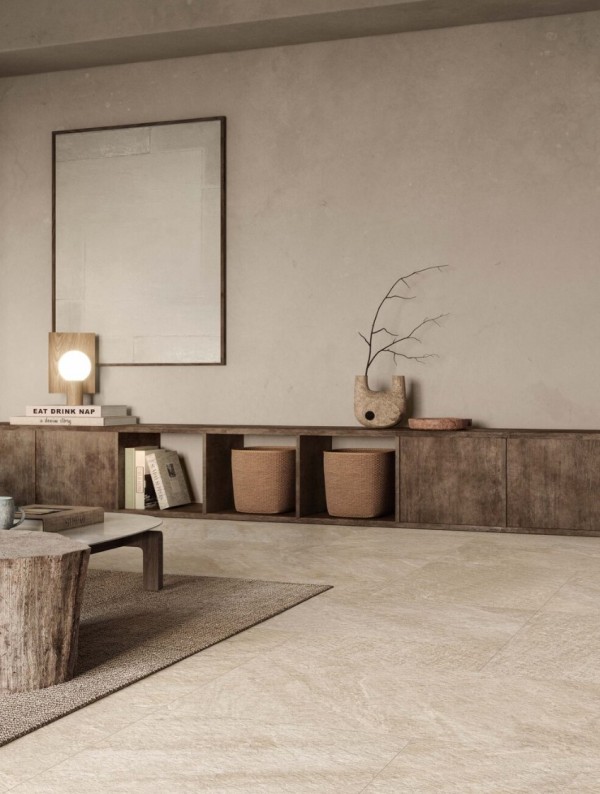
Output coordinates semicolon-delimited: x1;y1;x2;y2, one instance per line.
0;530;90;693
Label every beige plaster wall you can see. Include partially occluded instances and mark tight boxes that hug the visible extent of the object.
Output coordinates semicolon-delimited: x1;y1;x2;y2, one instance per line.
1;11;599;428
0;0;403;49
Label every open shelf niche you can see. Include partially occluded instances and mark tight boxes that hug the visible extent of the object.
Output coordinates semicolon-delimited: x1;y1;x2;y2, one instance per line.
203;429;398;525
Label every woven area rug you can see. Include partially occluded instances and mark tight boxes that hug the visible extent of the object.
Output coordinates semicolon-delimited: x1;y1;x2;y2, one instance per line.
1;569;331;747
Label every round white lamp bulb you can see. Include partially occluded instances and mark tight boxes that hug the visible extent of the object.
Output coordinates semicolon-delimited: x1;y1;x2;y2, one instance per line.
57;350;92;382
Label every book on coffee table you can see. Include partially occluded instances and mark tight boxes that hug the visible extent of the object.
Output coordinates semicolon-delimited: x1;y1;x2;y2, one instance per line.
21;504;104;532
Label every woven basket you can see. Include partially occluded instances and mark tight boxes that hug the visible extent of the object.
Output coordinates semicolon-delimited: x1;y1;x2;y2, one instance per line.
324;448;394;518
231;447;296;514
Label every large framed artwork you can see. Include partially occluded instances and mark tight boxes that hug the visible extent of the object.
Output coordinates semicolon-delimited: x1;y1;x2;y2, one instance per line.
53;117;226;365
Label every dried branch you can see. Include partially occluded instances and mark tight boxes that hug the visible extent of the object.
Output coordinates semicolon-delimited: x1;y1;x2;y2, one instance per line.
367;314;448;370
372;326;399;336
391;351;438;365
361;266;448;379
384;313;448;351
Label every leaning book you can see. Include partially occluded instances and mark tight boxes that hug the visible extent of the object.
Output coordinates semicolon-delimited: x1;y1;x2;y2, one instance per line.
25;405;129;417
124;446;159;509
21;504;104;532
10;416;138;426
146;449;191;509
137;448;159;510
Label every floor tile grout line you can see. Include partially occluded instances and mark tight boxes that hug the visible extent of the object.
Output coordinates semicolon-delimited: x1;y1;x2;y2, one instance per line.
476;570;583;673
355;739;413;793
1;637;305;789
3;739;112;792
70;633;331;745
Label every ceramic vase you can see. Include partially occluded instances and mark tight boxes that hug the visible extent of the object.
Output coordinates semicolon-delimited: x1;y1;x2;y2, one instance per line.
354;375;407;428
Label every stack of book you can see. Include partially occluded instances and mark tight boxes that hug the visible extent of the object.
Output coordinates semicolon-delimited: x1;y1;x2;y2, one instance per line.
125;447;191;510
9;405;138;426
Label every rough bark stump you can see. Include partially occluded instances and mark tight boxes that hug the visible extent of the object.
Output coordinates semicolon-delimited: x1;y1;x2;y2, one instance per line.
0;530;90;693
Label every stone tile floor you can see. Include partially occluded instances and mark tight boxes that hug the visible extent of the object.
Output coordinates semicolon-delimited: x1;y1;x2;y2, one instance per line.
2;520;600;792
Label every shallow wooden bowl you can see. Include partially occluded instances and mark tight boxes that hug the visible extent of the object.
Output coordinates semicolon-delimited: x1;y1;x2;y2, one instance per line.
408;418;472;431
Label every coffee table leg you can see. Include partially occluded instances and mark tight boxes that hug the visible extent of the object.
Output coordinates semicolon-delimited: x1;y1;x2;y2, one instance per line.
125;531;163;591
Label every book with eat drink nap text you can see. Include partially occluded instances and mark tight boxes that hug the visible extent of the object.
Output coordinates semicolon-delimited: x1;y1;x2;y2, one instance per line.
21;504;104;532
25;405;129;417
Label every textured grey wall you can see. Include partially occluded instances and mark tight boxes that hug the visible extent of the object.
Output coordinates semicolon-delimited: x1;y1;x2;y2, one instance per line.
1;12;599;427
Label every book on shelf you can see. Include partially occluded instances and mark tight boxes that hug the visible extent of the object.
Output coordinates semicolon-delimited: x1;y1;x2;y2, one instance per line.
146;449;191;510
9;415;138;427
25;405;129;417
21;504;104;532
124;446;159;509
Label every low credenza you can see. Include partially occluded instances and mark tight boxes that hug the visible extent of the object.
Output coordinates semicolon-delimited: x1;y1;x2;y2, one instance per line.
1;423;600;537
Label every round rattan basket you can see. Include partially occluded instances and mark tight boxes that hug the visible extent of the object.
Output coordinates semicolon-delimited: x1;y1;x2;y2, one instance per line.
323;448;394;519
231;446;296;514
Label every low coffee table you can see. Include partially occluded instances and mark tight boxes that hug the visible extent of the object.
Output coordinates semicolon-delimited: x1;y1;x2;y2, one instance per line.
22;512;164;591
2;514;164;692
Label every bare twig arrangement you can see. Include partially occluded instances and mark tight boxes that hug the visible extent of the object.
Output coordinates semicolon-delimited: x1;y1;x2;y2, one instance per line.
359;265;448;379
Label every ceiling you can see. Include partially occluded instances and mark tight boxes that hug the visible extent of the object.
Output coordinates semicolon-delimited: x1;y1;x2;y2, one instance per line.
1;0;600;77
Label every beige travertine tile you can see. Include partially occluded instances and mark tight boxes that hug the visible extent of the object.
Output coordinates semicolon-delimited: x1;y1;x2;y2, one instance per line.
482;611;600;683
0;697;151;790
264;586;533;645
10;520;600;793
92;536;418;586
271;601;533;667
158;519;468;552
8;719;405;794
508;534;600;555
540;572;600;614
0;626;295;789
91;519;470;587
167;647;600;751
373;558;573;609
89;520;471;585
299;525;471;557
0;743;70;791
361;738;600;793
94;624;300;709
440;536;600;575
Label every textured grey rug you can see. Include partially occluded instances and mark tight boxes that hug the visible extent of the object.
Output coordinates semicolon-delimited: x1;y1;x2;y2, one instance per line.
1;569;331;747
